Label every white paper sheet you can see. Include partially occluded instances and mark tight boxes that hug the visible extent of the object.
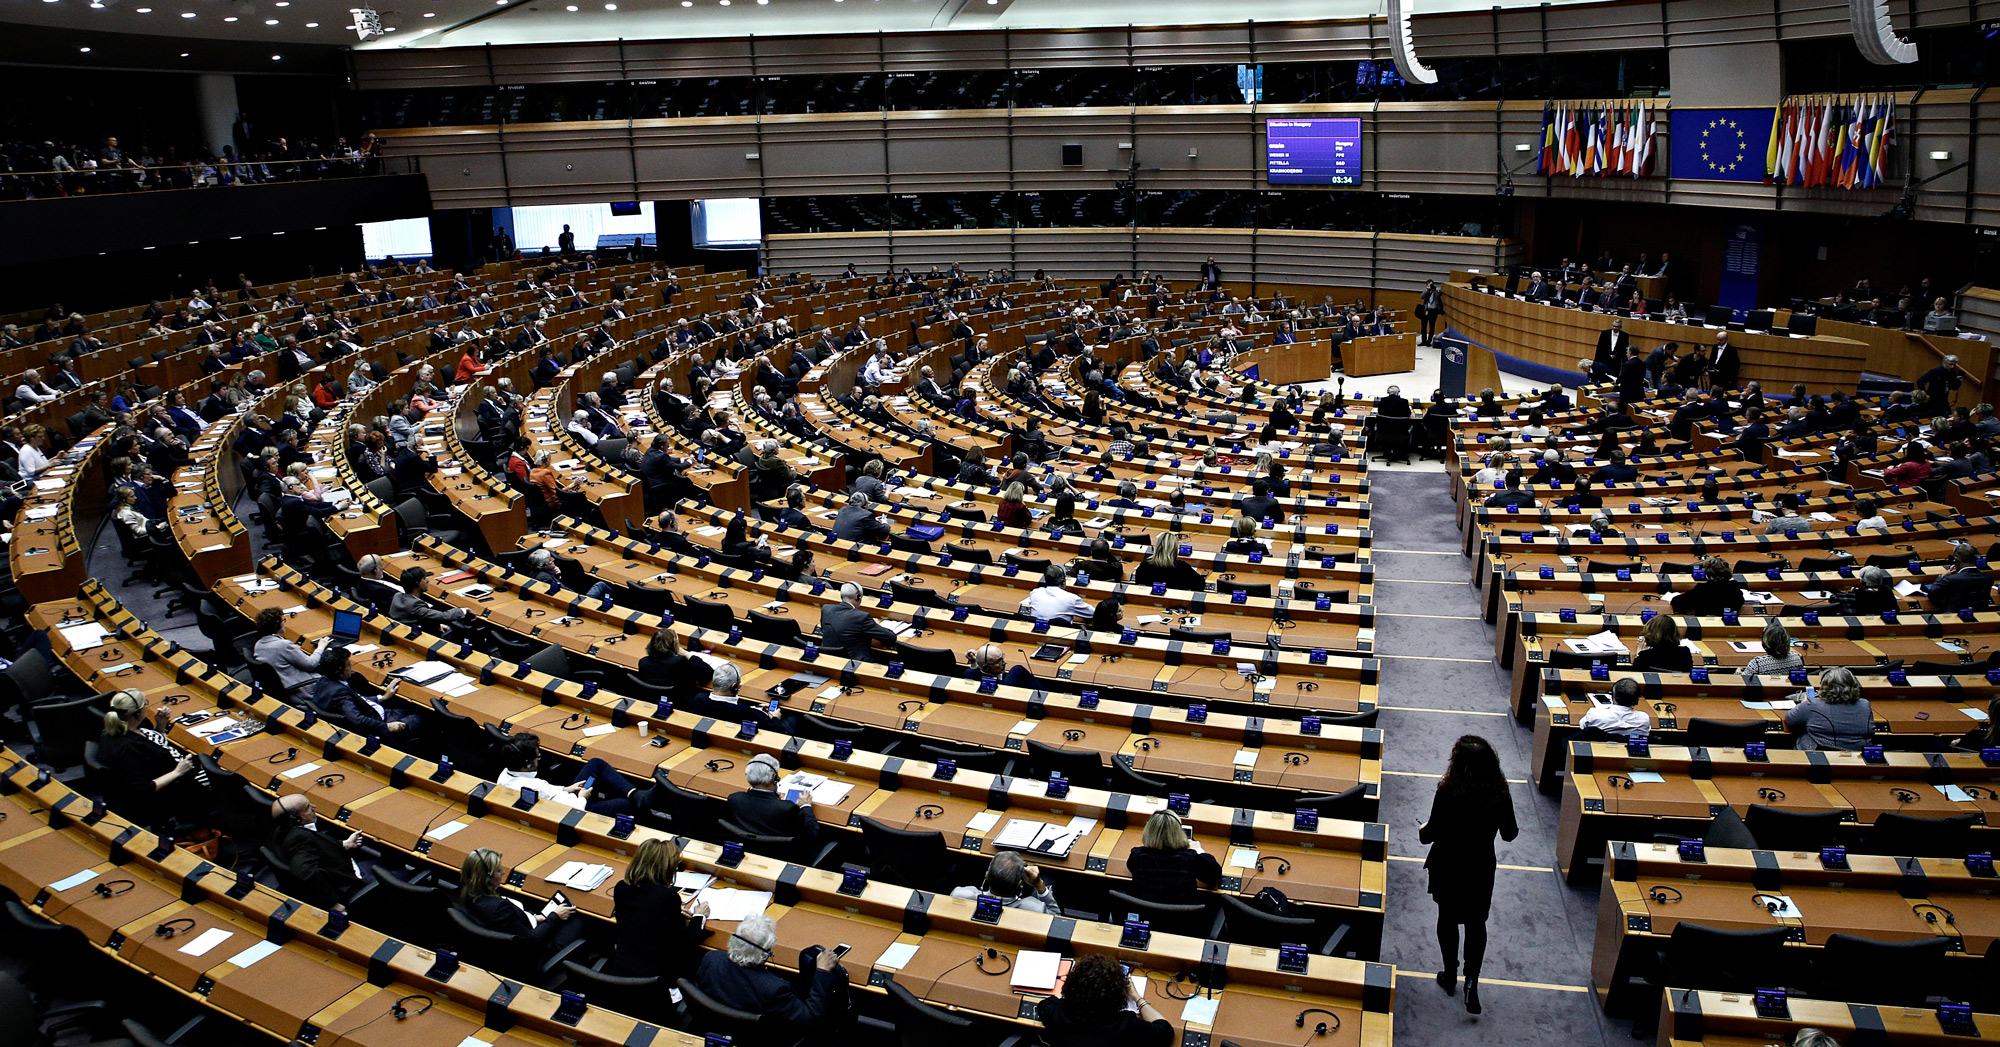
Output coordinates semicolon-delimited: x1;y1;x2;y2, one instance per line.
177;928;236;957
226;940;282;969
694;888;773;923
1011;950;1062;990
875;941;920;971
47;870;100;892
1626;771;1666;784
1181;996;1221;1026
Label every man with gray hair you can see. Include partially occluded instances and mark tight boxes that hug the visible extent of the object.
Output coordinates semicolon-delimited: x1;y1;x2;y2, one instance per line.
693;911;848;1036
817;581;898;661
686;661;788;732
949;849;1061;915
831;490;891;543
724;752;819;846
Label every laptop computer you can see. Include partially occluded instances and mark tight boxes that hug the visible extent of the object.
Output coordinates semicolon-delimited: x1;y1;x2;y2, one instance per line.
328;609;363;649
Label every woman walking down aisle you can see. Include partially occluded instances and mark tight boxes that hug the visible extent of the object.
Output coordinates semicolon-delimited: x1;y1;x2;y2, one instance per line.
1418;735;1518;1016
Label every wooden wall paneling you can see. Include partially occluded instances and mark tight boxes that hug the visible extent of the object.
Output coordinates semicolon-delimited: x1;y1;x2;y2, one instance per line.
1007;108;1140;192
889;228;1016;273
758;113;892;197
618;38;758;80
879;31;1011;72
377;128;508;208
1132;107;1260;192
494;123;636;204
1542;1;1669;51
484;43;630;85
1000;28;1141;69
629;118;764;200
884;112;1016;195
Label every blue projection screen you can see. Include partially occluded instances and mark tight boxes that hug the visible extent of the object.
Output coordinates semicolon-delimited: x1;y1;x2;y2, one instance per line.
1265;118;1364;186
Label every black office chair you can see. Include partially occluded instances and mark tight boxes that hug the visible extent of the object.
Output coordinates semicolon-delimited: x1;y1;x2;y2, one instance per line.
365;867;455;951
1019;739;1107;791
883;979;1026;1047
746;609;805;647
1976;942;2000;1013
888;579;952;609
1743;804;1846;853
1808;933;1951;1007
26;693;110;772
1732;558;1786;575
1108;754;1171;797
1106;888;1212;939
1681;718;1769;748
677;594;737;631
649;771;727;839
1859;811;1980;858
1212;894;1352;956
1314;708;1380;730
1649;922;1792;996
855;815;955;892
1293;785;1372;822
1216;582;1272;600
1168;626;1232;646
429;699;501;780
0;652;72;722
446;907;584;985
893;640;962;677
715;818;838;868
916;744;1013;777
675;978;765;1043
557;960;665;1024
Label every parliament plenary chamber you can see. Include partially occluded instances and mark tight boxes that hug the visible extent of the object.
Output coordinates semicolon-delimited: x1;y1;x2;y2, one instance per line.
1;3;1998;1047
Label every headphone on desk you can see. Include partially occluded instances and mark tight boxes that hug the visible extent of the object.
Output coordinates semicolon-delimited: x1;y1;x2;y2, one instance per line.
1913;903;1957;929
1756;787;1785;802
153;918;198;940
1062;729;1085;742
974;947;1011;976
391;994;434;1021
1135;737;1162;752
1606;775;1635;790
1255;856;1291;876
705;759;735;772
314;773;346;789
914;805;946;820
92;879;135;898
1282;752;1310;767
1648;885;1683;904
1295;1009;1341;1036
1890;788;1921;804
559;713;591;731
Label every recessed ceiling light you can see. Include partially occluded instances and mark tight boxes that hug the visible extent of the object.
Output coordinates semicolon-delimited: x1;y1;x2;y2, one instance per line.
264;17;277;22
718;1;728;5
90;1;103;7
136;6;151;10
304;20;316;25
602;2;614;7
179;50;189;55
224;15;237;20
422;10;433;14
180;10;194;16
271;53;281;59
79;46;92;52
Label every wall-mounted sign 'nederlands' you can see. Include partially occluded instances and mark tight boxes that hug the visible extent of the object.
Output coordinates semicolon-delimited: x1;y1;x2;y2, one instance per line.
1266;118;1363;187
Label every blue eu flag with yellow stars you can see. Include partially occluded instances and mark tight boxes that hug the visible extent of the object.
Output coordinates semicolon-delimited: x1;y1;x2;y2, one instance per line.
1669;108;1775;183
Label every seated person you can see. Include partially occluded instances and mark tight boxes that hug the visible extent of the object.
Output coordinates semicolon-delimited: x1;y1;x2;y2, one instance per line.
832;491;893;543
493;732;645;816
1576;678;1651;739
1221;516;1269;555
1032;953;1174;1047
1782;667;1872;751
683;662;788;733
1628;614;1692;673
1928;543;1994;613
818;582;899;660
1123;810;1221;907
692;914;849;1042
388;567;474;634
724;753;820;845
962;642;1038;689
307;647;425;738
1671;557;1744;616
1131;531;1206;592
1482;470;1537;509
1024;564;1092;624
949;850;1061;915
454;847;583;959
1741;621;1805;677
268;794;371;912
611;837;711;982
636;630;714;698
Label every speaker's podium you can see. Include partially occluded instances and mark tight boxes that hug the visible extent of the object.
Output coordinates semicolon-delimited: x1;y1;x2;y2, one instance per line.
1341;332;1417;377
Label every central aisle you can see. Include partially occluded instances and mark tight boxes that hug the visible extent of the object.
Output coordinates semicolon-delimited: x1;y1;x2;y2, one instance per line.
1363;468;1632;1046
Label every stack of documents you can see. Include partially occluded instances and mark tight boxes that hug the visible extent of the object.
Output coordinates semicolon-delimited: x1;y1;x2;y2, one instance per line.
546;861;615;891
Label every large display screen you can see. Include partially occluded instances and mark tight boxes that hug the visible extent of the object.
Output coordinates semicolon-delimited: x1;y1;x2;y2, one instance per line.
1266;118;1364;186
691;198;762;249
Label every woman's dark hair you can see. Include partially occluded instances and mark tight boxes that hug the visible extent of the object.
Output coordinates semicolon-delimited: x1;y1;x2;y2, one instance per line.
1437;735;1505;806
725;514;749;548
1090;596;1123;632
256;607;285;635
1059;954;1130;1023
318;646;351;679
1053;494;1076;520
499;732;541;772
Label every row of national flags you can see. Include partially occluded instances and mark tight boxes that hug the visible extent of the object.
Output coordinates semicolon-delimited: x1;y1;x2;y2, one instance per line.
1537;100;1656;177
1765;92;1895;189
1540;95;1897;187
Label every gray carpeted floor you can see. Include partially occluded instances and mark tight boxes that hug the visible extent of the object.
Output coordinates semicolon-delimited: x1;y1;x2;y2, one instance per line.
1367;469;1634;1044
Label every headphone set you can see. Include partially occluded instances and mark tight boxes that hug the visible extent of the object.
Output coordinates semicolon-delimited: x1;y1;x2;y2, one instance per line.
705;759;736;773
1606;775;1636;790
1648;885;1684;904
913;805;946;820
897;700;926;715
559;713;592;731
1750;893;1792;916
391;994;434;1021
1159;971;1212;1001
93;879;136;898
1295;1008;1341;1036
153;918;199;940
1294;681;1319;693
1891;788;1922;804
973;946;1011;976
1255;856;1291;876
1062;729;1085;742
267;747;301;765
1914;903;1957;929
1756;787;1786;802
729;933;773;960
1134;737;1162;752
314;773;346;789
1282;752;1310;767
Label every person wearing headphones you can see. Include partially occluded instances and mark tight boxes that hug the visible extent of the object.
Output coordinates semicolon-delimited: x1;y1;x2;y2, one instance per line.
454;847;583;960
494;732;645;816
1033;953;1173;1046
723;753;820;847
268;794;371;912
816;581;899;661
95;688;211;829
949;849;1060;915
692;912;850;1042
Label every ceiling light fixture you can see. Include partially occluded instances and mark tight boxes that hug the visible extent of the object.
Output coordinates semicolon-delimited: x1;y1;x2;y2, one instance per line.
264;16;277;21
305;19;316;25
271;53;281;58
224;15;236;19
181;9;194;15
136;6;151;10
79;45;92;51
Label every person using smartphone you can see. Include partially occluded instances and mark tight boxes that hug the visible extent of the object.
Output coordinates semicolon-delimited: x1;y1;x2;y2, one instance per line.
454;847;582;963
611;838;711;983
1033;953;1172;1046
692;913;850;1040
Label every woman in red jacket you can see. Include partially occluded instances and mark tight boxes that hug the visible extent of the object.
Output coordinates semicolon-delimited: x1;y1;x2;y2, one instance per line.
457;343;490;383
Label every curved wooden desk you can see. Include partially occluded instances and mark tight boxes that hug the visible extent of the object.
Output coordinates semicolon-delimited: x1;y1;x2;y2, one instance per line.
1443;284;1868;393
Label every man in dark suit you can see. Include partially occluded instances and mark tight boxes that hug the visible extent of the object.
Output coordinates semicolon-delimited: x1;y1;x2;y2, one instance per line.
1592;318;1630;382
1482;471;1537;509
1709;332;1742;390
817;582;898;660
1731;409;1770;463
268;794;370;911
1416;281;1444;345
1533;448;1577;485
1928;544;1994;613
1917;356;1962;408
1523;271;1551;301
831;493;892;542
308;647;425;737
1616;345;1648;404
692;913;848;1042
1375;385;1411;418
1199;256;1223;290
724;753;821;844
